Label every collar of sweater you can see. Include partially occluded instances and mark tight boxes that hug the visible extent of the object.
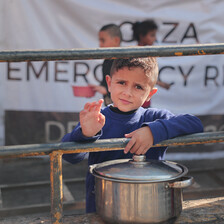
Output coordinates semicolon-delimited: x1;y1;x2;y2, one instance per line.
109;105;137;115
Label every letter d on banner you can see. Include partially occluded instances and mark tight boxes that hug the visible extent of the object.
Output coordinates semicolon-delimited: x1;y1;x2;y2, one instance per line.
45;121;65;143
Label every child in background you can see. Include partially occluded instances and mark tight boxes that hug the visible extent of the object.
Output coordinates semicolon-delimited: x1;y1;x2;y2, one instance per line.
89;24;122;106
132;19;158;47
62;57;203;213
132;19;173;107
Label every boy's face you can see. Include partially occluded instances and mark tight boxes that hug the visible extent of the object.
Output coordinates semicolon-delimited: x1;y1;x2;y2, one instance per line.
106;67;157;112
98;31;120;47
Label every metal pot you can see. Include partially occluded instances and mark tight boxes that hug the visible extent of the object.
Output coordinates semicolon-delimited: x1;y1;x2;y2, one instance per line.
89;155;193;224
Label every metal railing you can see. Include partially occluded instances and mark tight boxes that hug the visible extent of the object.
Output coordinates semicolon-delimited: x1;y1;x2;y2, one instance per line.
1;43;224;223
0;132;224;223
0;43;224;62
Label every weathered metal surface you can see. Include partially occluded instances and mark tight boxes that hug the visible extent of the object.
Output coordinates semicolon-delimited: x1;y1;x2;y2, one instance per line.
0;132;224;158
156;131;224;147
177;197;224;224
50;152;63;224
0;43;224;62
1;197;224;224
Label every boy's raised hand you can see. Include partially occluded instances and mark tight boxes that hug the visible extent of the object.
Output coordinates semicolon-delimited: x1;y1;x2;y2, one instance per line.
124;126;154;155
80;99;105;137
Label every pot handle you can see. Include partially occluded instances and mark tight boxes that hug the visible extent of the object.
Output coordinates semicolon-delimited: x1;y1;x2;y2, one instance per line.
89;164;97;174
167;176;194;189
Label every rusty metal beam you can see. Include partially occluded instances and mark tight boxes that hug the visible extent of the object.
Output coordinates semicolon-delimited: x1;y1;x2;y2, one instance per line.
0;43;224;62
50;151;63;224
0;132;224;159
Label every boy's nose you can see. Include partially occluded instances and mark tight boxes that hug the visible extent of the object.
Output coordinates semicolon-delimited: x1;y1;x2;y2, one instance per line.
123;87;132;96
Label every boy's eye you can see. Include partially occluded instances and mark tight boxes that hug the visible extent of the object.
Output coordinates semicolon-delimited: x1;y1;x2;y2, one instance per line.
118;81;125;85
136;85;143;90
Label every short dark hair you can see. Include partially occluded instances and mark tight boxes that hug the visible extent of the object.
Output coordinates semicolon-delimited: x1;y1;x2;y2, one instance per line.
110;57;158;87
100;24;122;41
132;20;158;41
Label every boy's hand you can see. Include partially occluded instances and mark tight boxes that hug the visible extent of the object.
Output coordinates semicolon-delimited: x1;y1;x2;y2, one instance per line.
124;126;153;155
80;99;105;137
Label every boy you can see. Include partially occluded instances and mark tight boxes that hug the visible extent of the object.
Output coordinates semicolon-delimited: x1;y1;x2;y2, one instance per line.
89;24;122;106
62;57;203;213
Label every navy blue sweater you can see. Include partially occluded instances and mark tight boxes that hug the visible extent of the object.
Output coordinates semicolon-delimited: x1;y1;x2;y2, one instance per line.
62;106;203;213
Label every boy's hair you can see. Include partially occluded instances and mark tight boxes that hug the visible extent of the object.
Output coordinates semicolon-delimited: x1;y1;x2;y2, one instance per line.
132;20;158;41
110;57;158;87
100;24;122;41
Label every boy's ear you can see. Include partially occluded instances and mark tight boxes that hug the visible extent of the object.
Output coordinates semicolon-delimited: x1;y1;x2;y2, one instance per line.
114;36;120;46
146;88;157;101
106;75;112;92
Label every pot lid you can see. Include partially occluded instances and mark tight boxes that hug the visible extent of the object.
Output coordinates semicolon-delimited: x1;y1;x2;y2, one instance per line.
91;155;188;183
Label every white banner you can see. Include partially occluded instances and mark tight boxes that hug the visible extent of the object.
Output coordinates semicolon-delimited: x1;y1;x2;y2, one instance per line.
1;0;224;145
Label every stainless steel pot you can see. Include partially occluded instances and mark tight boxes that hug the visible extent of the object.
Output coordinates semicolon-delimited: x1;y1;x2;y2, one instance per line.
89;155;193;224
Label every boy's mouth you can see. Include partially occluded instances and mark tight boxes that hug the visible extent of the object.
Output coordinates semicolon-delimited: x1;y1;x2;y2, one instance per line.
120;98;132;105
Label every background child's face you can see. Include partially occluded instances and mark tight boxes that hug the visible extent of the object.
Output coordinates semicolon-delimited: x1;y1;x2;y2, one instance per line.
106;67;157;112
139;30;157;46
98;31;119;47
